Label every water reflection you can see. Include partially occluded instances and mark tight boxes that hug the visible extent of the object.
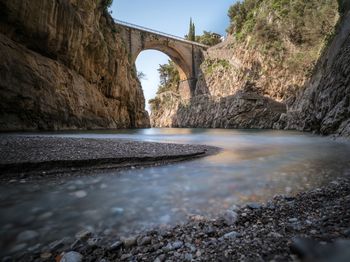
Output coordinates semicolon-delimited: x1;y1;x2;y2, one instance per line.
1;129;350;255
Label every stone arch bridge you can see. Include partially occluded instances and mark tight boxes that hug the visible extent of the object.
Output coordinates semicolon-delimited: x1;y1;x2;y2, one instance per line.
115;20;208;99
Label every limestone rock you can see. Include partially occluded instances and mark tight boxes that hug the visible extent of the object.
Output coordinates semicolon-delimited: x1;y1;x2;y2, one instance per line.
0;0;150;130
281;11;350;137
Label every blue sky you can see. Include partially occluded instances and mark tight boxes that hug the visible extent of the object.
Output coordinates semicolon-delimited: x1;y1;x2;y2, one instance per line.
110;0;235;111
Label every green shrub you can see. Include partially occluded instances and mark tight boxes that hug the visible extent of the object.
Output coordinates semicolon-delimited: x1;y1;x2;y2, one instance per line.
102;0;113;11
204;59;231;75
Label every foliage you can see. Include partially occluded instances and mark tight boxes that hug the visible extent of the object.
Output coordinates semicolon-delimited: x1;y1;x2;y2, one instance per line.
227;0;339;47
148;97;161;112
185;18;196;41
204;59;231;75
148;60;180;112
102;0;113;11
226;0;339;73
137;71;146;80
157;60;180;94
227;0;263;35
196;31;222;46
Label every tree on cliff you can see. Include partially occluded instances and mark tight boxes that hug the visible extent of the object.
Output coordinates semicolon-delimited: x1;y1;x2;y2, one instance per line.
102;0;113;11
157;60;180;92
196;31;222;46
186;18;196;41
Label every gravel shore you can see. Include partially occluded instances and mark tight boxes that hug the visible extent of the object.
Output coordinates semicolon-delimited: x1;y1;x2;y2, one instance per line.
6;175;350;262
0;136;219;179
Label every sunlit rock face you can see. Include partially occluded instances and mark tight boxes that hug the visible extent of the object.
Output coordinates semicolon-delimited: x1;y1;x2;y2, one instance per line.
150;0;350;136
0;0;150;130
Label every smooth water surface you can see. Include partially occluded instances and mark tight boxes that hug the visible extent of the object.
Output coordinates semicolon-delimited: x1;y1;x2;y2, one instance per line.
1;128;350;255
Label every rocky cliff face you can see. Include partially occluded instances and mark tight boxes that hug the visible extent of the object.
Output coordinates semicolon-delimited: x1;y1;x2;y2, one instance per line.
0;0;150;130
278;10;350;136
151;0;350;136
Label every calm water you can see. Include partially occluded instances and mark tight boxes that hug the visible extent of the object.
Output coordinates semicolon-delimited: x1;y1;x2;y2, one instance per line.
1;128;350;255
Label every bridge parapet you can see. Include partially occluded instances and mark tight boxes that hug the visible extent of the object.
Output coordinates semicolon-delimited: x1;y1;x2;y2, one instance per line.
114;19;209;49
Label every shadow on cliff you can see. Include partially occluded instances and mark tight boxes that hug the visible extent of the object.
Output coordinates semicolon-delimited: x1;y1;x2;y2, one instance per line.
171;64;287;129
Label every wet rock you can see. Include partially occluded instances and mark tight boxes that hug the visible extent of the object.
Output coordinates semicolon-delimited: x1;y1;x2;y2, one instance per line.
153;254;165;262
223;231;241;240
172;241;183;250
247;202;262;209
189;215;206;221
75;230;92;241
16;230;39;242
185;243;196;252
138;236;152;246
40;252;52;259
223;210;238;225
60;251;83;262
268;232;283;238
70;240;80;249
108;241;122;251
120;254;132;260
163;240;184;252
122;236;137;248
184;253;193;261
87;237;99;247
27;243;41;252
49;239;64;251
163;243;174;252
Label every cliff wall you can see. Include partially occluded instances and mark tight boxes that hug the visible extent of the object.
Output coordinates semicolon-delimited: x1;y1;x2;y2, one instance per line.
150;0;350;136
279;9;350;136
0;0;150;130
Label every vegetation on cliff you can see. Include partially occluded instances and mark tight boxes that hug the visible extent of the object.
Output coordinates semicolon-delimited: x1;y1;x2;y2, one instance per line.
102;0;113;11
148;61;180;113
185;19;222;46
196;31;222;46
226;0;339;74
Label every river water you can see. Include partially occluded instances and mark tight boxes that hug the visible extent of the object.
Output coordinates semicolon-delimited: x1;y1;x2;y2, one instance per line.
1;128;350;255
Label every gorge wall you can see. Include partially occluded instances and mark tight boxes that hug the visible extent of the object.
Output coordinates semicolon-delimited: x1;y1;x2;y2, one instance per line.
279;9;350;136
150;0;350;136
0;0;150;131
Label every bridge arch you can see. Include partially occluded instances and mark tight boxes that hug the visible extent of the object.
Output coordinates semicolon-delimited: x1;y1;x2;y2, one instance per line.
115;20;207;99
132;43;191;82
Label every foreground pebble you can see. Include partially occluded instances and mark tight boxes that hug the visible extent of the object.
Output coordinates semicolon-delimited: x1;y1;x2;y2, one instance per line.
60;251;83;262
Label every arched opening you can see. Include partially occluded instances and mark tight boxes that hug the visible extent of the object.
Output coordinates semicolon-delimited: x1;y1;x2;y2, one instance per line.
135;47;193;109
136;49;190;127
135;50;172;112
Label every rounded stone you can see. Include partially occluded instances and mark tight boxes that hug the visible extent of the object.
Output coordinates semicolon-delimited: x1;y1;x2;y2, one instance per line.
60;251;83;262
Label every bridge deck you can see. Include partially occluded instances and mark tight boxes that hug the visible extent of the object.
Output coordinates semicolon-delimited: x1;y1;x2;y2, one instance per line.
114;19;209;48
